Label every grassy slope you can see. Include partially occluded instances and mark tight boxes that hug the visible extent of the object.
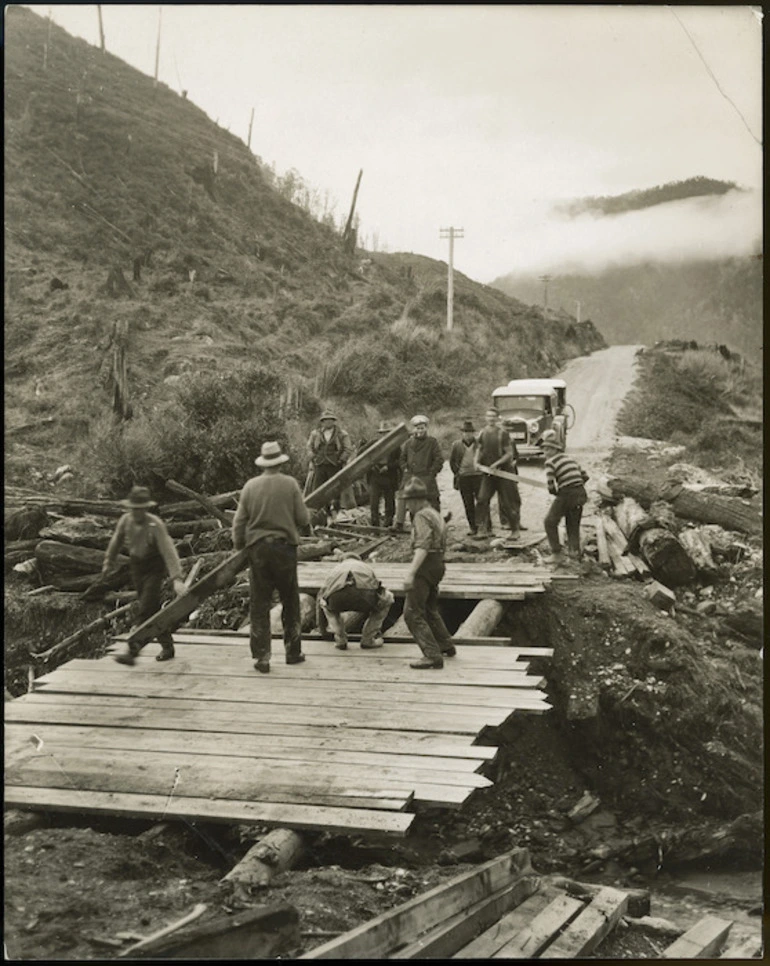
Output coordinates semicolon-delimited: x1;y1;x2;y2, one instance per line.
5;6;605;489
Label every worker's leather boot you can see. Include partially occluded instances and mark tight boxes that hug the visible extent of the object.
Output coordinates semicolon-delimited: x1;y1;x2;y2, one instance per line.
156;643;175;662
410;658;444;669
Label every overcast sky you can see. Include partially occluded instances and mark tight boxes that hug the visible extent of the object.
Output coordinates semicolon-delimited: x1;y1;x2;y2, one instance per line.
24;4;763;282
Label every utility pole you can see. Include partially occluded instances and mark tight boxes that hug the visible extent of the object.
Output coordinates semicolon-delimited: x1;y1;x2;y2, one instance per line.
97;5;105;54
43;8;52;70
538;274;552;322
440;226;464;332
575;299;581;324
247;107;254;150
342;169;363;254
153;7;162;89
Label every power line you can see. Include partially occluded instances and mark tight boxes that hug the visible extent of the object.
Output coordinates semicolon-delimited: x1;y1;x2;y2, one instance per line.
669;8;761;148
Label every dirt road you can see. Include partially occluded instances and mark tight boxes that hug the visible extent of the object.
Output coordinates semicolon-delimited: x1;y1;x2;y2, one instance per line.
439;344;643;536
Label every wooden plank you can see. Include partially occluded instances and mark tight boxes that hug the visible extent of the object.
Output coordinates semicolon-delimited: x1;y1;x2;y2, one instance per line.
391;875;540;959
719;934;762;959
455;888;554;957
493;893;585;958
595;516;611;569
4;724;489;774
5;697;500;755
539;886;629;958
6;750;418;809
301;849;532;959
37;667;549;711
36;662;545;690
4;786;415;836
165;632;553;654
476;463;549;490
663;915;733;959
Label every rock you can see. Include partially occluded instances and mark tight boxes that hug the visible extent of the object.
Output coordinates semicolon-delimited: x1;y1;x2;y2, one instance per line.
567;792;601;824
696;601;717;615
644;580;676;611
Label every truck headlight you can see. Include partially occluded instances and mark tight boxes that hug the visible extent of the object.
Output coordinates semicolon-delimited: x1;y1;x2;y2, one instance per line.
528;420;540;433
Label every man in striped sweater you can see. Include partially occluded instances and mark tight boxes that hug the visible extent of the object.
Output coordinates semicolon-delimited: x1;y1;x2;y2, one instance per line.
542;430;588;563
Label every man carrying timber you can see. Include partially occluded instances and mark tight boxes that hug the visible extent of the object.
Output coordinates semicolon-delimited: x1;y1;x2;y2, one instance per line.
449;417;485;535
232;441;311;673
108;486;187;665
542;430;589;565
316;552;395;651
363;421;401;529
392;414;443;532
402;478;456;669
475;408;521;539
306;411;353;520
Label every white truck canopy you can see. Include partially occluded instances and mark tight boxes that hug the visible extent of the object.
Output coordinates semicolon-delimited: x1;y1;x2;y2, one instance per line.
492;378;566;397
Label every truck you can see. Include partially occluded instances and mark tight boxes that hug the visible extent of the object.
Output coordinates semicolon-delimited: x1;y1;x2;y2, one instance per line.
491;378;575;460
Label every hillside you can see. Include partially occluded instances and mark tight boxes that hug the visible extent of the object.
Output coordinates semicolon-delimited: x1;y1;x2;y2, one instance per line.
493;255;762;357
4;6;604;494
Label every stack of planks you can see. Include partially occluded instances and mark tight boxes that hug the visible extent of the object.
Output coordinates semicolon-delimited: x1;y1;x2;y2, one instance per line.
592;513;649;578
5;630;552;837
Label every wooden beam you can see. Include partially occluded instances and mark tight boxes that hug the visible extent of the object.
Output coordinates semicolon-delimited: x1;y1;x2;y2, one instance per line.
165;479;231;527
662;915;733;959
300;850;532;959
223;828;306;889
493;893;584;957
539;886;629;958
4;786;415;836
477;463;549;491
454;600;506;638
455;888;554;957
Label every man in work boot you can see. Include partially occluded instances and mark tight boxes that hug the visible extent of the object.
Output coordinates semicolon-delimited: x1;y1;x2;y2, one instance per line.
316;552;395;651
401;478;456;669
475;408;521;538
392;414;443;534
364;421;401;528
232;441;311;673
449;418;485;535
306;411;353;520
107;486;187;665
542;430;589;566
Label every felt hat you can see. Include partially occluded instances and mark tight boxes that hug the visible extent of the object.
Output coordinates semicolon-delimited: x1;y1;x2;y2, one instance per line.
377;420;392;433
319;411;337;421
402;478;429;500
411;414;429;426
541;430;563;451
121;485;156;509
255;441;290;467
461;419;475;432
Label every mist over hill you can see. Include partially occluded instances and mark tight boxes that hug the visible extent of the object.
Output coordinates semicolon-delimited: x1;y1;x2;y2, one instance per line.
4;6;604;488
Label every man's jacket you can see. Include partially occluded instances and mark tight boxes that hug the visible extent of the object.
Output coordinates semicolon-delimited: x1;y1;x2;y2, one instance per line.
307;426;353;467
362;436;401;484
400;436;443;482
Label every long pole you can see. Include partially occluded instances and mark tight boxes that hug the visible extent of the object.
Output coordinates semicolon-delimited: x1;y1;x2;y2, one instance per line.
247;107;254;150
154;7;162;88
43;8;52;70
575;299;581;324
440;226;464;332
539;274;552;321
97;5;105;54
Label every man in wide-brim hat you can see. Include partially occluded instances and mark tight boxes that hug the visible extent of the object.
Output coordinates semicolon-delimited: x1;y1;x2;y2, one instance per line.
106;486;187;665
449;417;485;535
306;410;353;520
401;478;455;670
232;441;311;673
360;419;401;529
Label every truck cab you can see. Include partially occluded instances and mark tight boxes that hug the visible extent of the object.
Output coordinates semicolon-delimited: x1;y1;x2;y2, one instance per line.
491;378;574;460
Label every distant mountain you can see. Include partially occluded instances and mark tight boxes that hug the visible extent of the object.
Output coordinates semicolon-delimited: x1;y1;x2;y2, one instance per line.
492;255;762;356
555;177;740;219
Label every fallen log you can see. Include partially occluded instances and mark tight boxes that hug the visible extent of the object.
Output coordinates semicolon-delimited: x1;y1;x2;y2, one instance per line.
160;490;240;518
607;477;761;536
297;541;334;562
635;528;695;587
31;600;135;665
164;518;224;538
5;506;49;540
613;497;649;540
6;549;40;569
39;518;113;550
305;423;409;510
721;601;763;645
35;539;128;576
166;479;232;527
677;528;717;575
5;498;124;518
269;594;317;635
223;828;306;890
5;538;42;554
455;600;506;638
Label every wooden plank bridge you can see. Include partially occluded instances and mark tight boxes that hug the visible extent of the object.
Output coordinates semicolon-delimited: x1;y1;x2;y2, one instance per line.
5;563;562;838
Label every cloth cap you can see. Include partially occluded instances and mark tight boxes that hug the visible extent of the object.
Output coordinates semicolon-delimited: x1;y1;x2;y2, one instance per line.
402;478;429;500
255;440;290;467
411;414;429;426
541;430;564;451
319;410;337;421
485;408;499;418
121;485;156;508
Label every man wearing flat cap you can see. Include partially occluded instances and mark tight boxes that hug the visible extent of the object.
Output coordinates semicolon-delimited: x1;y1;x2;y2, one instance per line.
392;414;443;532
232;441;311;673
475;408;521;538
107;486;187;665
307;410;353;520
402;478;455;669
449;418;485;535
